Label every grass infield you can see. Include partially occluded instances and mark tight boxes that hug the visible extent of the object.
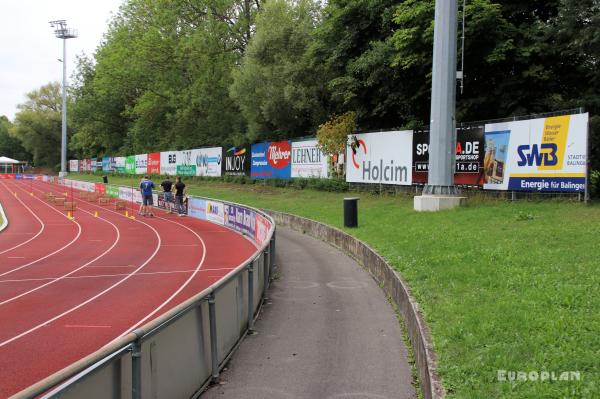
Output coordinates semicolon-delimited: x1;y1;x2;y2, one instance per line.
70;174;599;398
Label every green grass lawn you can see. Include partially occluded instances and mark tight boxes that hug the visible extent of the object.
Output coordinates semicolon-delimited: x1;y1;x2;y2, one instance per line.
71;174;599;398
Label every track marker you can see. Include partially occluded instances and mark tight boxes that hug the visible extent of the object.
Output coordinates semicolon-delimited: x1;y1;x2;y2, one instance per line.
125;210;129;217
94;210;99;218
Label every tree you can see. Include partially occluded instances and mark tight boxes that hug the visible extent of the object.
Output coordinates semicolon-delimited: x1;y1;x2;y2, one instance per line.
316;111;356;177
0;116;31;162
10;83;63;168
230;0;325;142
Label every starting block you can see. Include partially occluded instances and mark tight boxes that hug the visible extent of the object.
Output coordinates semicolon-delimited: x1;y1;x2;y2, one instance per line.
54;197;66;206
98;197;110;206
64;201;77;211
79;192;89;200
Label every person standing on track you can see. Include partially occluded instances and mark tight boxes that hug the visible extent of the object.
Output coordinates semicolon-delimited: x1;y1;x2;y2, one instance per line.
139;176;155;217
174;176;186;217
160;176;175;214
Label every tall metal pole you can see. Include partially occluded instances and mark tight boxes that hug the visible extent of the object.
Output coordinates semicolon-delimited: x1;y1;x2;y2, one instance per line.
61;37;68;177
50;20;77;178
422;0;459;196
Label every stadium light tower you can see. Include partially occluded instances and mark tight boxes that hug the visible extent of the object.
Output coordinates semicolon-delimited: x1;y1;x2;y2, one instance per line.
414;0;465;211
49;20;77;177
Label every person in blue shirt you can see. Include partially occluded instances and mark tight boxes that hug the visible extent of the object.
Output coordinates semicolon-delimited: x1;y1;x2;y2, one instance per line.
139;176;155;217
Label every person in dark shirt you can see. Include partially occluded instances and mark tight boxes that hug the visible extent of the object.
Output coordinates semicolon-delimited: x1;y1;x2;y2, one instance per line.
160;176;174;214
139;176;155;217
174;176;186;216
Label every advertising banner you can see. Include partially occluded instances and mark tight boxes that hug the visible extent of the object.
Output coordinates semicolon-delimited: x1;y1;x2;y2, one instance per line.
85;159;92;172
0;174;16;179
125;156;136;174
250;141;292;179
106;186;119;198
224;204;256;237
176;150;195;176
102;157;111;172
147;152;161;174
192;147;222;177
69;160;79;172
206;200;225;225
90;158;98;172
95;183;106;194
483;113;588;192
222;146;250;176
114;157;126;173
346;131;413;185
188;197;207;220
291;139;329;178
160;151;178;176
135;154;147;175
254;213;270;246
413;126;485;185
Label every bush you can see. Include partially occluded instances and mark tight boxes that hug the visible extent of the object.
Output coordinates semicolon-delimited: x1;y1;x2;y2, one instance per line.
591;170;600;199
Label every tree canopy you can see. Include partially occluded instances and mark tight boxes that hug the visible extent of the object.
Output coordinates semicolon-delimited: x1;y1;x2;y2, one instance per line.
5;0;598;169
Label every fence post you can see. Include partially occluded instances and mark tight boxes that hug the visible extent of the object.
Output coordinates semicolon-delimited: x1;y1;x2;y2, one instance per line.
263;246;270;298
208;294;219;382
247;262;255;332
131;331;143;399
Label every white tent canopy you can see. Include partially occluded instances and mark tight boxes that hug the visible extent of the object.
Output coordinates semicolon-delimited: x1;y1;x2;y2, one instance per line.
0;156;21;164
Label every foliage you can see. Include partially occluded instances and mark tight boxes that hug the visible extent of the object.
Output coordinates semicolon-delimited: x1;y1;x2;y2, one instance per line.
71;173;600;398
0;116;31;162
230;0;325;142
591;170;600;199
10;83;63;168
316;111;356;157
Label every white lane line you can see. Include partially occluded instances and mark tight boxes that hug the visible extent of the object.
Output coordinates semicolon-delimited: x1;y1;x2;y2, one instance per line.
0;208;162;349
160;244;200;247
64;325;112;329
0;181;45;256
0;201;7;232
0;188;121;306
0;182;82;278
119;212;207;335
0;268;235;284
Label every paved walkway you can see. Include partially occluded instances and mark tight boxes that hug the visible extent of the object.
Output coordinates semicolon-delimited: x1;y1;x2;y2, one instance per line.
202;226;416;399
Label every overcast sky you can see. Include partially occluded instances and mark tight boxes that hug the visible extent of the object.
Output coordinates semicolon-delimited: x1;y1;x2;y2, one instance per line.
0;0;124;121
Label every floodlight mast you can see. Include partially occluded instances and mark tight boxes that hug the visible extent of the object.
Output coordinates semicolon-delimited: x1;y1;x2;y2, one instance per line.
49;20;77;177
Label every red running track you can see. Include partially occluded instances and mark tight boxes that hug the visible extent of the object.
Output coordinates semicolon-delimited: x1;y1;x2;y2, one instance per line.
0;179;258;397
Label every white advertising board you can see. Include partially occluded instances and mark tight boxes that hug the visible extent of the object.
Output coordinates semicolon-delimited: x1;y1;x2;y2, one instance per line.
291;139;329;178
483;113;588;192
135;154;147;175
160;151;178;176
346;130;413;185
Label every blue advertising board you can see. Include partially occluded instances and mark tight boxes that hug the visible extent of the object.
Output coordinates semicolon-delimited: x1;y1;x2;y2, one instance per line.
250;141;292;179
224;204;256;237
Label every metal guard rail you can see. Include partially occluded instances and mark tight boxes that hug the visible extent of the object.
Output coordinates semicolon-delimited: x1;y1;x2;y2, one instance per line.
10;187;276;399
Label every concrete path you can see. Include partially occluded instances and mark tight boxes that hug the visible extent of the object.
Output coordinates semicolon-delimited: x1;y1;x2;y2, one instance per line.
202;226;416;399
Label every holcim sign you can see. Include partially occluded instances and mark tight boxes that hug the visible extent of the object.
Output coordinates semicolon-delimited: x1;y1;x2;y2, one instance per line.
346;131;413;186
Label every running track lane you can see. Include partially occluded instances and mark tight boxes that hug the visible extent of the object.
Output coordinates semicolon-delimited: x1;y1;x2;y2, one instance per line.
0;180;258;397
0;181;80;272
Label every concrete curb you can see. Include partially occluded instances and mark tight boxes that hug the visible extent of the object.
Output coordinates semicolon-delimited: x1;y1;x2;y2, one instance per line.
0;202;8;232
264;210;445;399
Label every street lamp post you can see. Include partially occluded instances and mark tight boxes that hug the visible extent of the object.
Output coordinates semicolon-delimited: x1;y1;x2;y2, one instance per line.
49;20;77;178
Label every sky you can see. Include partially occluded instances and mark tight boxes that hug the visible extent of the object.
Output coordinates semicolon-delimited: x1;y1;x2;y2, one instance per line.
0;0;124;121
